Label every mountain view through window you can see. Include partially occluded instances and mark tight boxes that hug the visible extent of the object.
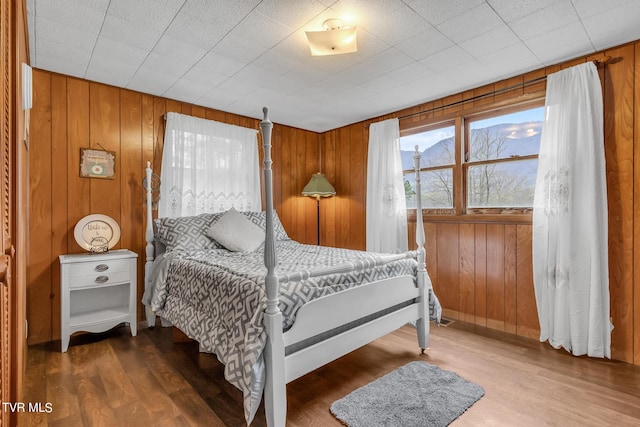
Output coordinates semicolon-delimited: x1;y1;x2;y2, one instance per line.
401;106;544;211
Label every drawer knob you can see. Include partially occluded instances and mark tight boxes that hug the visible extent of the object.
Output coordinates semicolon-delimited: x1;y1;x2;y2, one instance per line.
95;264;109;272
95;275;109;284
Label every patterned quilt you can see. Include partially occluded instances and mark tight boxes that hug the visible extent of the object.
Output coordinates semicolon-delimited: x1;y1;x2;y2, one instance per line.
144;241;441;424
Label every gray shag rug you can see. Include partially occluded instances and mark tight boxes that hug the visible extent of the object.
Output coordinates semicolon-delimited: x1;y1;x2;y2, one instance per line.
330;361;484;427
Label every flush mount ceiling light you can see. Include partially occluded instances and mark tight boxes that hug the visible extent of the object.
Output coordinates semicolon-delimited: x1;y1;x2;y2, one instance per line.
305;18;358;56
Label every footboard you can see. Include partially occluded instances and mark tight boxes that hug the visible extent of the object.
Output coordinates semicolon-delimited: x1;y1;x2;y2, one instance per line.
283;275;421;383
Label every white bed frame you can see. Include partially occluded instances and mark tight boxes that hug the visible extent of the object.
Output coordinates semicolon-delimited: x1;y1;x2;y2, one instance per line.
143;107;431;427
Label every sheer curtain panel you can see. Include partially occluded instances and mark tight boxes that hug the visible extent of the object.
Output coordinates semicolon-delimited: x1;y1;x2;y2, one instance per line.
159;112;260;218
366;118;408;253
532;62;611;358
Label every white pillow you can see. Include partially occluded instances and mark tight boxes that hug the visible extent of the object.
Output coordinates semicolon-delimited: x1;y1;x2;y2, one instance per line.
207;208;265;252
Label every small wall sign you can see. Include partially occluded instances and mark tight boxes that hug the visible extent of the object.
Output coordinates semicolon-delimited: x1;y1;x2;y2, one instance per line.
80;148;115;179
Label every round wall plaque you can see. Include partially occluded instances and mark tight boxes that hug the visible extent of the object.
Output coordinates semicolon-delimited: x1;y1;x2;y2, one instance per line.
74;214;121;252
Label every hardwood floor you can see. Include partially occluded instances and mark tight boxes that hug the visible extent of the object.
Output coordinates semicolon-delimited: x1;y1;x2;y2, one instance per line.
20;321;640;426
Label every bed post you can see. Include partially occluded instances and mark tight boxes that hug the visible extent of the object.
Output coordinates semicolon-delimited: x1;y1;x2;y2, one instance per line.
144;161;157;328
414;146;430;352
260;107;286;427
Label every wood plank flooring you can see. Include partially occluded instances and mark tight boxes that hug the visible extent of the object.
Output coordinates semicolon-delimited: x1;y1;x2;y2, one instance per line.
20;321;640;426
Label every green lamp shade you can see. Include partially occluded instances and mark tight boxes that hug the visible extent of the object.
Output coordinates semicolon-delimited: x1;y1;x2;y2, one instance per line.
302;173;336;198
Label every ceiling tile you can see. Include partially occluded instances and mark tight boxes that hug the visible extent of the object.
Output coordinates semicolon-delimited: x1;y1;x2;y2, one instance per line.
487;0;557;23
181;0;261;24
163;79;214;104
337;47;414;85
91;36;148;66
395;27;454;61
363;4;432;46
85;36;146;86
234;11;295;49
212;33;267;64
106;0;183;32
405;0;485;25
232;65;282;88
35;38;91;77
196;51;246;77
214;76;258;99
127;65;177;95
571;0;634;18
509;0;579;40
256;0;326;29
34;16;98;53
85;55;139;88
581;1;640;50
198;85;242;109
385;62;434;85
525;22;593;64
267;74;309;95
327;0;406;29
153;36;207;64
99;14;164;51
420;45;474;73
251;51;305;77
34;0;108;33
165;12;229;50
477;42;542;78
443;60;497;88
437;3;504;44
182;66;229;88
356;74;404;95
459;25;521;58
140;51;195;79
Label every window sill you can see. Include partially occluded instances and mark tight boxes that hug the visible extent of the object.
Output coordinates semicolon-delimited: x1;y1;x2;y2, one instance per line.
407;209;532;225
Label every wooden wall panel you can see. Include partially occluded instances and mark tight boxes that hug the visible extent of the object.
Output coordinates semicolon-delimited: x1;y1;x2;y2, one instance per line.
504;225;517;334
66;78;90;254
28;70;52;342
120;90;144;320
634;42;640;366
458;223;475;324
486;224;505;331
89;83;121;225
474;224;487;327
27;73;320;344
516;224;537;339
603;44;635;362
50;74;67;340
436;223;459;318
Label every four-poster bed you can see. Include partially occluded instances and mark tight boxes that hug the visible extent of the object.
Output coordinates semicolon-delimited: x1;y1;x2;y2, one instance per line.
142;107;440;427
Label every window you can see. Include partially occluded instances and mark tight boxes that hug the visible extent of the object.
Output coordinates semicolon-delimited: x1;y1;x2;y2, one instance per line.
466;107;544;210
159;112;261;217
400;123;455;211
400;103;544;217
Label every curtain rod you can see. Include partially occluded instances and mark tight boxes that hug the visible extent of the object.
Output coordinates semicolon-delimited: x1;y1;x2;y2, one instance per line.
394;56;614;122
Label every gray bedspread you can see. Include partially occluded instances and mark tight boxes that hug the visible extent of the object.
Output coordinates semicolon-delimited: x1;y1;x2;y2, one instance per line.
143;240;441;424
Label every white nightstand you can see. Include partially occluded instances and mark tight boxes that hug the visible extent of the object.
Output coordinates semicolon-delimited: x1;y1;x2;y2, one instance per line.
59;249;138;352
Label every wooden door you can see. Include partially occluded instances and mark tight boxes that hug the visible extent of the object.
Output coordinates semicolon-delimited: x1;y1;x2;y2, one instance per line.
0;0;28;427
0;1;12;426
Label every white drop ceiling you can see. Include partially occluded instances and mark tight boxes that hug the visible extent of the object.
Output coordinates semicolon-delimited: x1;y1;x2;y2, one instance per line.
26;0;640;132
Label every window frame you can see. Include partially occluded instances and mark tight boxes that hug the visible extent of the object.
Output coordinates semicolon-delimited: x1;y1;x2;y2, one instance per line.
401;98;545;224
401;119;457;214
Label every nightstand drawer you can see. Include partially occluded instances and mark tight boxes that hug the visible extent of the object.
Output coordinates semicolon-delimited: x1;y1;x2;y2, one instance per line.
67;258;131;277
68;269;131;289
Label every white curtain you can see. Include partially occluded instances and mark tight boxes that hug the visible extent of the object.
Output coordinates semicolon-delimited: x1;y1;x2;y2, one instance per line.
159;112;260;217
532;62;611;358
366;118;408;253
